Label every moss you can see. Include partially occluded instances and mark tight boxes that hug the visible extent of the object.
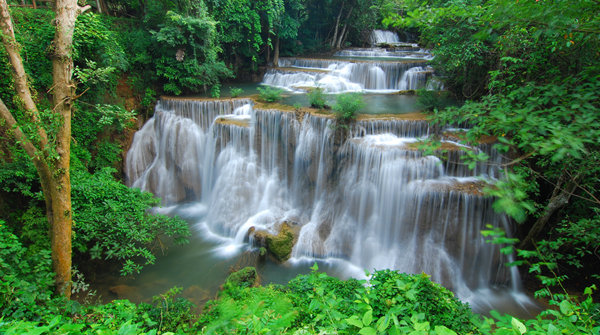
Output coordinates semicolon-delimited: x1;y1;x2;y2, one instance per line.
265;223;296;262
225;267;259;289
250;222;298;262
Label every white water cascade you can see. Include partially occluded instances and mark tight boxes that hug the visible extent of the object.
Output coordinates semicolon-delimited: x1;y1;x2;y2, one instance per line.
370;29;402;46
126;98;533;311
263;58;433;93
262;30;436;93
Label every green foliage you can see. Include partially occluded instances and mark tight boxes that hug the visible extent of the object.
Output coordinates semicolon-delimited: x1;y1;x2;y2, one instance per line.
333;93;364;123
71;167;190;275
151;10;232;95
416;89;454;111
74;13;128;70
257;85;284;103
478;290;600;335
0;222;58;320
138;287;196;334
0;8;54;101
368;270;478;334
229;87;243;98
308;87;328;109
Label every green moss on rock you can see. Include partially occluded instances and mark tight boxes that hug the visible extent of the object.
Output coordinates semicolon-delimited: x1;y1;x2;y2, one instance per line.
225;267;259;289
249;222;299;262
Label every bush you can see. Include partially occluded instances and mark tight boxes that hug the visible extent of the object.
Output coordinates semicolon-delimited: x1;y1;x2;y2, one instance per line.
369;270;478;334
229;87;243;98
333;93;364;123
71;167;190;275
416;89;454;111
257;86;284;103
0;222;58;320
308;87;328;109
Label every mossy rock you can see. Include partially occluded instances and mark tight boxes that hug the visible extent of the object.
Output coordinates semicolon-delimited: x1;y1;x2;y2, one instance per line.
266;223;296;261
225;267;259;289
250;222;299;262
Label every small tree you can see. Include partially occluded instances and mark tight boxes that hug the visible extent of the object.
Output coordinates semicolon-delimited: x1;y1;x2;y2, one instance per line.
0;0;90;297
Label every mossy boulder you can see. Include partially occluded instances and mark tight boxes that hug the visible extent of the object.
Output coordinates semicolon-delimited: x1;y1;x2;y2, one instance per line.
250;222;299;262
224;267;259;289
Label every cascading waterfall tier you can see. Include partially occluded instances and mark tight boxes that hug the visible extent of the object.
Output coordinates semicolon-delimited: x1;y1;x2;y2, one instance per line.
263;58;433;93
126;98;527;309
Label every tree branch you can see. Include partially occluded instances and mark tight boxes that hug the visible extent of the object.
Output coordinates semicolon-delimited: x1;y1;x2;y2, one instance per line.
0;0;49;151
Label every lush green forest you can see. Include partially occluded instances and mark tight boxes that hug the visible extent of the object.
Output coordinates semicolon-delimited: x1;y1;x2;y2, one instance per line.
0;0;598;333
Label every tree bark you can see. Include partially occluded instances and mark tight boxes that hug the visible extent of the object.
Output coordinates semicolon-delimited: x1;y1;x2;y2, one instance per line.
0;0;90;298
273;35;280;67
519;172;579;249
330;2;344;47
335;6;353;50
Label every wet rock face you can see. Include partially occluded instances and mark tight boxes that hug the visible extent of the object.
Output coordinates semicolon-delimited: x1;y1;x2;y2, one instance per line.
250;221;299;262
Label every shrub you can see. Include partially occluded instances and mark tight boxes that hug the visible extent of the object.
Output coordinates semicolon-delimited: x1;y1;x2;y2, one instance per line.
416;89;454;111
257;86;284;103
229;87;243;98
71;167;190;275
308;87;328;109
333;93;364;123
369;270;478;334
0;222;58;320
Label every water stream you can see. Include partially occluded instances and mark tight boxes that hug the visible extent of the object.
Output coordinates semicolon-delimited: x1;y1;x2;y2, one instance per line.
121;31;536;315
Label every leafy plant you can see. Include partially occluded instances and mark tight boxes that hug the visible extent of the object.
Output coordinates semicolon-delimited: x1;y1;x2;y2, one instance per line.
0;222;58;320
71;167;190;275
257;86;284;103
333;93;364;123
229;87;243;98
307;87;328;109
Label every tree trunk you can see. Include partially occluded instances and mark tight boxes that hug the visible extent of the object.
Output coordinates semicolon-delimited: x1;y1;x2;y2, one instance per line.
273;35;280;67
335;7;353;49
519;172;579;249
330;2;344;47
0;0;89;298
266;34;271;64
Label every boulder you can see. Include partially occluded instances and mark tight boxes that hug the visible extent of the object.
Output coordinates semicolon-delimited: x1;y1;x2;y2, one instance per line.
249;221;299;262
225;266;259;288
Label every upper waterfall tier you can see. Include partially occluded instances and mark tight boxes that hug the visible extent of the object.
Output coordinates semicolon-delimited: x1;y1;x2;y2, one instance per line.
263;58;433;93
370;29;412;46
126;98;521;306
334;47;432;60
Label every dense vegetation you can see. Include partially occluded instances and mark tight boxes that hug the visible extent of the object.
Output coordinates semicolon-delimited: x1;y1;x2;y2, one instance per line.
0;0;599;334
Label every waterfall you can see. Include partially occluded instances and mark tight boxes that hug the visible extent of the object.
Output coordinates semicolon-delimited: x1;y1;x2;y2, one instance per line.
335;48;433;60
263;58;431;93
370;29;401;45
126;98;526;307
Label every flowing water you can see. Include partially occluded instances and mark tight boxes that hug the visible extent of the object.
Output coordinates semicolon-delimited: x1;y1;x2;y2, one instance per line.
121;31;536;315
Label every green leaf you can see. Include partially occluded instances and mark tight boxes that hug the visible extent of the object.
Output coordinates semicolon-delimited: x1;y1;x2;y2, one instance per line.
433;325;458;335
559;299;573;315
547;324;559;335
346;316;363;328
510;317;526;334
359;327;377;335
363;310;373;326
